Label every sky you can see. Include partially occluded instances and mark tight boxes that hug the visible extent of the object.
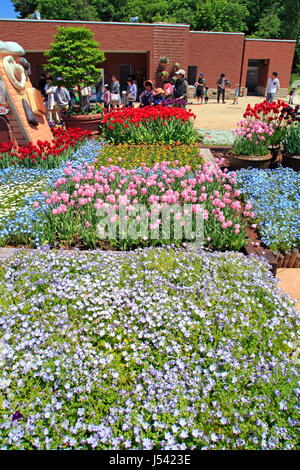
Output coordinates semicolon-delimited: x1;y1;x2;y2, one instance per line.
0;0;17;19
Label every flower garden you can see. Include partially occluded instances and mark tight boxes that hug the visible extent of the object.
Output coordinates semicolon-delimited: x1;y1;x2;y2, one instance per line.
0;99;299;450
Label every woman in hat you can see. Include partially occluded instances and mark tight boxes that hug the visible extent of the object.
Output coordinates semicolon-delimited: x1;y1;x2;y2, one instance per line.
173;69;188;108
139;80;155;107
153;88;166;106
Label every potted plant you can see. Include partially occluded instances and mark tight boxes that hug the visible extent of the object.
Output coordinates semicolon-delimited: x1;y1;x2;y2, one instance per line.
159;70;169;79
159;55;169;64
282;122;300;171
172;62;180;71
45;26;105;134
229;119;275;170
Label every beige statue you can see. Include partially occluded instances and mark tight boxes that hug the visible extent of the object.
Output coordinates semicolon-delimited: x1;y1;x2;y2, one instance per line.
0;40;53;146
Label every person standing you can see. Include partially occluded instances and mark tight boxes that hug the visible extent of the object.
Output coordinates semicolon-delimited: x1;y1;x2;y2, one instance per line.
195;72;205;104
289;88;296;105
95;75;104;104
54;80;70;123
266;72;280;103
233;83;240;105
103;84;111;112
81;86;91;106
217;73;226;103
110;75;121;110
126;78;137;108
173;69;188;107
38;72;47;98
44;75;57;123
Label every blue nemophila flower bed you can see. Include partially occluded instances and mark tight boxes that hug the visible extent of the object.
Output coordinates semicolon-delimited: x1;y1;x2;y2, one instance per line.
236;166;300;252
0;140;104;247
0;248;299;450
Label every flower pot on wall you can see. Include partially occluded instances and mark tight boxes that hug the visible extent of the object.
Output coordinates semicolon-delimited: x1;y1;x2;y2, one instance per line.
281;152;300;171
229;153;273;170
63;113;103;135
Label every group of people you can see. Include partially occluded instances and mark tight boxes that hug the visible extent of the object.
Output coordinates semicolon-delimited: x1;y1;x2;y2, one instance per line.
39;73;92;123
195;72;240;105
39;66;294;123
102;69;189;110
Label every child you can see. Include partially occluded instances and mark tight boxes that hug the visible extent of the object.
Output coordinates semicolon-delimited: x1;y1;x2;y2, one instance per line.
103;84;111;112
204;87;209;103
153;88;166;106
289;88;296;105
233;83;240;105
121;90;129;107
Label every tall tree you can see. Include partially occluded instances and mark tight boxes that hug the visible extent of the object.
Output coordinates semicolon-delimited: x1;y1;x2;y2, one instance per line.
45;26;105;105
38;0;99;21
12;0;38;18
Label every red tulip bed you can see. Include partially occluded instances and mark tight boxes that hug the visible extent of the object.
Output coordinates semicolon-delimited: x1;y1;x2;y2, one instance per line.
0;128;92;169
102;105;198;144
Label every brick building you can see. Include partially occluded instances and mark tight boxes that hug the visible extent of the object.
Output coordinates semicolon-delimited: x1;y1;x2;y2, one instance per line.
0;18;296;97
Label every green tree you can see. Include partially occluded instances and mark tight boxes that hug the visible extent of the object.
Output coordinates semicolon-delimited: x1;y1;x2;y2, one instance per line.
45;26;105;106
38;0;99;21
196;0;249;32
12;0;38;18
251;10;281;39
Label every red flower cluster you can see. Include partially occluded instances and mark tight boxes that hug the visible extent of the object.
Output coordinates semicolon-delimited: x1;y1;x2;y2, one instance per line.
0;127;91;168
243;100;286;122
103;105;196;126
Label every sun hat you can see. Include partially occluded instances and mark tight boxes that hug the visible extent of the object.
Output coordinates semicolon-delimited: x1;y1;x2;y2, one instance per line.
144;80;154;89
175;69;185;76
155;88;164;95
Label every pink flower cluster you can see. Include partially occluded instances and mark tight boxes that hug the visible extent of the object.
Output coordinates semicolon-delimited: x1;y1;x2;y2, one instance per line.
36;157;253;248
233;119;274;143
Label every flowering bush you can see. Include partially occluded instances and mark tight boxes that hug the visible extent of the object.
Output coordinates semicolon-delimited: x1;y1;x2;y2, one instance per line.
0;248;298;450
39;158;250;251
232;120;274;156
243;100;300;146
102;105;198;144
0;128;92;169
97;143;204;170
236;166;300;252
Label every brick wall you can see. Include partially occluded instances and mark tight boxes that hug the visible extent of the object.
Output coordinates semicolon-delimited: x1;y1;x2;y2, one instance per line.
188;32;245;90
241;39;296;93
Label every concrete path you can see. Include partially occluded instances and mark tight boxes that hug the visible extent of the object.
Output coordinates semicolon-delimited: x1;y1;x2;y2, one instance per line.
276;268;300;313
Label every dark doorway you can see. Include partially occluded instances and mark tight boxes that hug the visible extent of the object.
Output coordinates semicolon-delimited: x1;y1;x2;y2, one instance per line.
246;66;259;95
120;64;131;92
0;117;10;143
188;66;197;85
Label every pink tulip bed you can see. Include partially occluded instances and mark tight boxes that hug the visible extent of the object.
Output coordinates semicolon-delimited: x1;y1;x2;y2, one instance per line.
36;156;254;251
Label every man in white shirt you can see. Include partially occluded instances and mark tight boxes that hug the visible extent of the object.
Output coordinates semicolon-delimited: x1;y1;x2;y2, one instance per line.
266;72;280;103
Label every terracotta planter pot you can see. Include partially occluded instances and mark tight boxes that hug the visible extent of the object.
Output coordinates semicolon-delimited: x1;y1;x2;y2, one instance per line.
281;152;300;171
229;153;273;170
63;113;103;135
